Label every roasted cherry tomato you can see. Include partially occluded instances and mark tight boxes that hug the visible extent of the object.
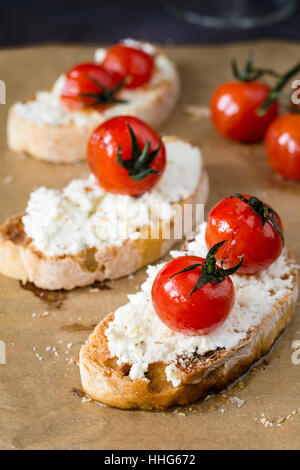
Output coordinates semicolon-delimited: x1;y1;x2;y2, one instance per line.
87;116;166;196
264;114;300;181
102;44;154;89
210;81;278;143
205;194;284;274
151;242;242;335
60;62;123;110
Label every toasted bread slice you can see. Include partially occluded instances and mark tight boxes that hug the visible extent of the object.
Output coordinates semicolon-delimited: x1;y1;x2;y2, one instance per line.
80;232;298;410
7;47;180;163
0;137;208;290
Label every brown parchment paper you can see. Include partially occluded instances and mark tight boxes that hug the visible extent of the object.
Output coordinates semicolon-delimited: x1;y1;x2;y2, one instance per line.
0;41;300;450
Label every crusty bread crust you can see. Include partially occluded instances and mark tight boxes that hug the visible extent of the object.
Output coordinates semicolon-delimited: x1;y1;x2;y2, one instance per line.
79;252;298;410
0;139;209;289
7;58;180;163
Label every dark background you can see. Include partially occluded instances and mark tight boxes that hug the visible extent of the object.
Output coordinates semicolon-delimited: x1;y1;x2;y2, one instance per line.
2;0;300;48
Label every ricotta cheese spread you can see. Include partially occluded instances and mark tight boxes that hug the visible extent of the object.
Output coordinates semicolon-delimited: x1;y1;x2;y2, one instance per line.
22;140;201;256
14;40;176;127
105;223;295;386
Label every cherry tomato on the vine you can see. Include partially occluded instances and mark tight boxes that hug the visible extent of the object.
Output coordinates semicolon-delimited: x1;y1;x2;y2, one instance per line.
151;255;236;336
102;44;154;89
60;62;122;110
205;194;284;274
210;82;278;143
87;116;166;196
264;113;300;181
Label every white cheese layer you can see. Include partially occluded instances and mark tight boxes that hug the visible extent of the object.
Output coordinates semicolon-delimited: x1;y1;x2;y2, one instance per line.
106;223;295;386
22;140;201;256
14;41;176;127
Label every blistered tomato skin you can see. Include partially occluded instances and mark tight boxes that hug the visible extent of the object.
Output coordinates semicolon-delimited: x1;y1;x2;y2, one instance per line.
102;44;154;89
205;195;284;274
87;116;166;196
60;63;121;110
151;256;235;336
210;82;278;143
264;114;300;181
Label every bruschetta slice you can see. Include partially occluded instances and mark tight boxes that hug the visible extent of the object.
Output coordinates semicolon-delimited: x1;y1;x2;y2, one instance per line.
0;133;208;290
79;198;298;410
7;40;180;163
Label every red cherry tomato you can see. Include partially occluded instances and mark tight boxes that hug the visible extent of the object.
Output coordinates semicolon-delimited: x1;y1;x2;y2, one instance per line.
210;82;278;143
205;194;284;274
102;44;154;89
264;114;300;181
151;256;235;336
87;116;166;196
60;62;121;110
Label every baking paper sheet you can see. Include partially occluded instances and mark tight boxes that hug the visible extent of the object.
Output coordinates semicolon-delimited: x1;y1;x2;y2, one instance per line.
0;41;299;450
